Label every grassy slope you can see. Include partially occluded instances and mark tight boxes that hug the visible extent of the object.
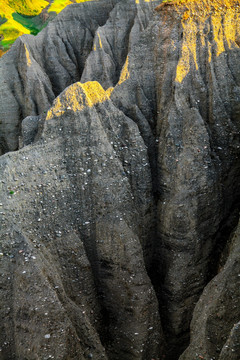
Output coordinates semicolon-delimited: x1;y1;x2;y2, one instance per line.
0;0;48;50
48;0;94;14
0;0;93;54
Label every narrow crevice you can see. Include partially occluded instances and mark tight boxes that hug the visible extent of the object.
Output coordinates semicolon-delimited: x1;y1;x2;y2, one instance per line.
113;13;136;86
208;200;240;281
58;122;114;356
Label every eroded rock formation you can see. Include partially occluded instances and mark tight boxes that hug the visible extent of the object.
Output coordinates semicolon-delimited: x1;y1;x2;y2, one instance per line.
0;0;239;359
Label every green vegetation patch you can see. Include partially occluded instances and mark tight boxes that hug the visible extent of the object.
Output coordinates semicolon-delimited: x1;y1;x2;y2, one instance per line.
1;38;15;50
12;12;45;35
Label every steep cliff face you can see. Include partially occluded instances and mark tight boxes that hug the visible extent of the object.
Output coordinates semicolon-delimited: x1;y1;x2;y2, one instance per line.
0;80;164;360
180;218;240;360
153;1;240;356
0;0;239;359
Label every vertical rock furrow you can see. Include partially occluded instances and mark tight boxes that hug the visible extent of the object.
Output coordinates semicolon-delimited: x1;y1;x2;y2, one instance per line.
0;80;165;359
153;3;240;357
81;0;137;88
0;0;117;154
180;219;240;360
0;1;240;359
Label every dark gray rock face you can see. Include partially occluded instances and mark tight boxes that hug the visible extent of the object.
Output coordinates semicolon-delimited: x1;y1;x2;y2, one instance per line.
0;81;163;359
0;0;240;359
0;0;157;154
0;0;118;154
179;220;240;360
21;116;40;146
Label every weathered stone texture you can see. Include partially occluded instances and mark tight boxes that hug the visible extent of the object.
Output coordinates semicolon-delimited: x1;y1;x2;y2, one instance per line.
0;0;239;359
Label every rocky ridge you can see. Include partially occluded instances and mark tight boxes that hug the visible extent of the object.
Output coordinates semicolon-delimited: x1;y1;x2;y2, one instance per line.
0;0;240;359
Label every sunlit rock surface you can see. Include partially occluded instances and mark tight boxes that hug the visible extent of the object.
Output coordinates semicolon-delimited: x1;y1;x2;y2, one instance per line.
0;0;240;359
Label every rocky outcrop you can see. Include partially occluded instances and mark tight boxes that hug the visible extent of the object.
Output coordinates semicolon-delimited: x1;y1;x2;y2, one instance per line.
152;1;240;356
180;219;240;360
0;0;118;154
0;0;239;359
0;0;157;154
0;79;164;359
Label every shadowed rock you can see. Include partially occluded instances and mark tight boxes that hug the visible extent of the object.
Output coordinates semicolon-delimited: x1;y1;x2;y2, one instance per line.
0;0;239;359
0;79;164;359
21;115;40;146
180;219;240;360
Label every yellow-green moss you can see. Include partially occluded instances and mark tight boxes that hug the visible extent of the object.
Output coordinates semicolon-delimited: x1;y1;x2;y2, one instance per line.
48;0;95;14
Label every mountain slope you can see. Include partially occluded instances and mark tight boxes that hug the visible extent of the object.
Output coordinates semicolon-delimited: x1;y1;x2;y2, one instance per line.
0;0;239;359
